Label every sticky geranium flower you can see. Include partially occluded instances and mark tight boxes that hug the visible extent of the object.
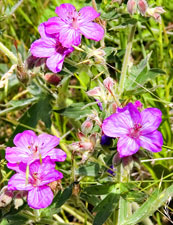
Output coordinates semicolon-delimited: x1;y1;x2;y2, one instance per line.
102;103;163;157
8;157;63;209
30;23;74;73
6;130;66;165
45;3;104;48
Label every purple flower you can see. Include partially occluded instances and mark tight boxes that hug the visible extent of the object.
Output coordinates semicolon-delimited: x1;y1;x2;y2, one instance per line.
6;130;66;165
30;23;74;73
8;157;63;209
102;103;163;157
45;3;104;48
100;134;112;145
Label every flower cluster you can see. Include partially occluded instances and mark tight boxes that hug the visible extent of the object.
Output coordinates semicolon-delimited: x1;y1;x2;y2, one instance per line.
30;3;104;73
102;102;163;157
5;130;66;209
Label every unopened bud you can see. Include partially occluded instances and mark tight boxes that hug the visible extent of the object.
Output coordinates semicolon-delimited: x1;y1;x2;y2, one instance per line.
87;87;101;97
14;193;24;210
134;100;143;109
147;7;165;22
103;77;114;92
81;120;93;134
44;73;61;85
127;0;137;15
0;186;13;207
138;0;148;15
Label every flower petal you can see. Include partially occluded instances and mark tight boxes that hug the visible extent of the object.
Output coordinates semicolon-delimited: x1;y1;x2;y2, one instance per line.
41;169;63;186
45;17;67;34
13;130;37;148
102;110;133;137
55;3;76;23
78;6;100;23
27;186;53;209
37;133;60;150
127;103;142;125
46;53;65;73
7;162;27;173
139;130;163;152
117;136;140;157
8;173;32;191
59;28;81;48
30;38;56;58
79;22;104;42
5;146;30;163
46;148;67;162
38;23;47;38
140;108;162;134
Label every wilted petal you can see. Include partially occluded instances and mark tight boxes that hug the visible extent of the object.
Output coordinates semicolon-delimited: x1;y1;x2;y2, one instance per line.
79;22;104;42
139;130;163;152
28;186;53;209
8;173;32;191
79;6;100;23
55;3;76;23
46;53;65;73
102;110;133;137
59;28;81;47
141;108;162;134
117;136;140;157
30;38;56;58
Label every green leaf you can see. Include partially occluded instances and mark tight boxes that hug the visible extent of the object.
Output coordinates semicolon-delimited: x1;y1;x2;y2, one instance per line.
121;184;173;225
84;183;117;195
75;163;100;177
93;192;119;225
55;184;73;208
54;102;91;119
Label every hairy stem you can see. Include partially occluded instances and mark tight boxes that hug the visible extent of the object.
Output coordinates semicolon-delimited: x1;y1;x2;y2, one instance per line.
119;24;136;96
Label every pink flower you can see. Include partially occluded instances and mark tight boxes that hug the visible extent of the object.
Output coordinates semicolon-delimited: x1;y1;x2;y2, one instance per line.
137;0;148;15
8;157;63;209
127;0;137;15
5;130;66;165
30;23;74;73
45;3;104;48
102;103;163;157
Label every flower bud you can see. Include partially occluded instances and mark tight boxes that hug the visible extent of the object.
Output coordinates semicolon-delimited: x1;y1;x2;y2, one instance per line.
134;100;143;109
147;7;165;22
103;77;114;92
44;73;61;85
127;0;137;15
81;119;93;134
138;0;148;15
0;186;13;207
87;87;101;97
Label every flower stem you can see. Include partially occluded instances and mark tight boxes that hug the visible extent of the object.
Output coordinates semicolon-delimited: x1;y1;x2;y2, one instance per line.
0;41;18;63
119;24;136;96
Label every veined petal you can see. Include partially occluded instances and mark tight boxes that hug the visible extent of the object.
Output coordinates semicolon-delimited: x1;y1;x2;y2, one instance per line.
127;103;142;125
59;28;81;48
5;146;30;163
37;133;60;150
102;110;133;138
46;53;65;73
139;130;163;152
38;23;47;38
79;22;104;42
140;108;162;134
41;169;63;186
13;130;37;148
55;3;76;23
27;186;53;209
8;173;32;191
45;17;68;34
78;6;100;23
117;136;140;157
30;38;56;58
45;148;67;162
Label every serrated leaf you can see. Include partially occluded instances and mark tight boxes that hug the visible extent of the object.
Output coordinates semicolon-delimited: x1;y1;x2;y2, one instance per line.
121;184;173;225
93;192;119;225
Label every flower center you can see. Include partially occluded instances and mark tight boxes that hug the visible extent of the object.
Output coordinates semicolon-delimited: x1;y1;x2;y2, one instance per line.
30;172;41;187
129;123;142;139
72;17;79;29
55;41;66;54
